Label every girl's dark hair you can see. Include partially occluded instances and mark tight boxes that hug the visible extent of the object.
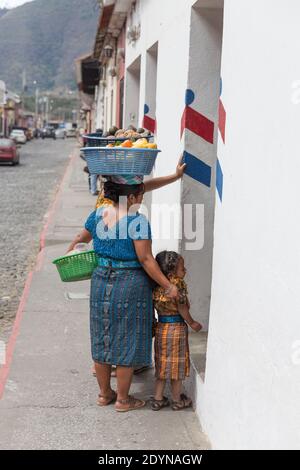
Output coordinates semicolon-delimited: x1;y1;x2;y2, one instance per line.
155;251;181;276
104;181;145;203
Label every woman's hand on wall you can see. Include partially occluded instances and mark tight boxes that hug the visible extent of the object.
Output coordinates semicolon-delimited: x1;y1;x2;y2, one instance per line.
176;154;187;179
143;155;186;193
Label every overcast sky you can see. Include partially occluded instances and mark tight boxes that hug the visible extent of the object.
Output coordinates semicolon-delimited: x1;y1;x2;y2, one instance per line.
0;0;34;8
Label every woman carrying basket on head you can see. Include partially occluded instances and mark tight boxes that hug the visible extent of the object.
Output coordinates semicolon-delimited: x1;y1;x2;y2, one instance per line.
67;157;186;412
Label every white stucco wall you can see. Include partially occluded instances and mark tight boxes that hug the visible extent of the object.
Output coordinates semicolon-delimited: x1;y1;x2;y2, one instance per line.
181;4;224;329
97;0;300;448
124;1;223;328
125;0;195;255
200;0;300;449
104;58;118;131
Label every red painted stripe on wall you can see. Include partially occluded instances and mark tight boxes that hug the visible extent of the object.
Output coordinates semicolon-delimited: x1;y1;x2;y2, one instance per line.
218;99;226;144
181;106;214;144
143;115;156;134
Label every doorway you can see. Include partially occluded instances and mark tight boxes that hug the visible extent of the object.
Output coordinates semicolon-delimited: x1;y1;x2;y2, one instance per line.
124;56;141;129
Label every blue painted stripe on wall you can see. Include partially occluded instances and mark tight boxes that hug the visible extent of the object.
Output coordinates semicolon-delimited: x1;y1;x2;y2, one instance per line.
183;150;211;188
216;158;223;201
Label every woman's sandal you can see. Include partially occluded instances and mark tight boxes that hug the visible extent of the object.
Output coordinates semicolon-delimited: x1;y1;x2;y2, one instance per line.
171;393;193;411
150;396;170;411
97;390;117;407
115;395;146;413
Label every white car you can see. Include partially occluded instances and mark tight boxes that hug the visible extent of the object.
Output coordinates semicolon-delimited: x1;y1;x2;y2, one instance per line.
9;129;27;144
65;128;77;138
55;128;66;139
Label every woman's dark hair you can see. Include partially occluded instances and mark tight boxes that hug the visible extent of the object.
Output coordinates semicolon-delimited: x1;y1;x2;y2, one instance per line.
104;181;145;204
155;251;181;277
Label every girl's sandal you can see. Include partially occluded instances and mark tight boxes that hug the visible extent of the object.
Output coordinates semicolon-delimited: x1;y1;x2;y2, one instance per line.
115;395;146;413
151;396;170;411
97;390;117;407
171;393;192;411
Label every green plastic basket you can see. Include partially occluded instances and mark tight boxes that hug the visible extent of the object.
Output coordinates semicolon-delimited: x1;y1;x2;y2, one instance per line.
52;250;98;282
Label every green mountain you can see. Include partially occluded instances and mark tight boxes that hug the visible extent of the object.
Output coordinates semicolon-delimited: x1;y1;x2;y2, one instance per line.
0;0;100;92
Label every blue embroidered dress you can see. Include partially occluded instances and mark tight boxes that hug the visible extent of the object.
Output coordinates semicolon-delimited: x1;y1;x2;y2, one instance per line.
85;207;153;366
85;207;152;263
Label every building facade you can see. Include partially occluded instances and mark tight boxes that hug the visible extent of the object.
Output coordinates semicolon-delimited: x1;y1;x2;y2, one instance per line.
0;82;22;137
91;0;300;449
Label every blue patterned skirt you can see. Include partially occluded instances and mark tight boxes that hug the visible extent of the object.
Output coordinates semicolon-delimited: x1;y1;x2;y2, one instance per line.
90;266;153;366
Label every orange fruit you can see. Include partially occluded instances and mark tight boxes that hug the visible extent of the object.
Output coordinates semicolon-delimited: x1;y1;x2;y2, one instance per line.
147;143;157;149
121;140;133;148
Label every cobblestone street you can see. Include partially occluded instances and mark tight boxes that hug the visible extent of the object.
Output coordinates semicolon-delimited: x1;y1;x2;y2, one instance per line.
0;138;76;342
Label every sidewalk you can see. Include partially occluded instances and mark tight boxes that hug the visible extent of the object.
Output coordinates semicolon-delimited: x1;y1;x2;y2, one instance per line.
0;146;210;450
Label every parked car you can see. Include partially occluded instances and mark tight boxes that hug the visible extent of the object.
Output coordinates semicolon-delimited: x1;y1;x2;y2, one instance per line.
55;128;66;139
9;129;27;144
41;126;56;140
12;126;31;141
0;138;20;165
65;127;77;138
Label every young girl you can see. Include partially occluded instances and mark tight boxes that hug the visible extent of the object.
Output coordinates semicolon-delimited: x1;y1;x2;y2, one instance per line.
152;251;202;411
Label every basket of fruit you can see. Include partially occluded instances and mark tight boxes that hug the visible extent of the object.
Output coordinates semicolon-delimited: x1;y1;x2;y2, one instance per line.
80;138;160;176
83;126;153;147
53;250;98;282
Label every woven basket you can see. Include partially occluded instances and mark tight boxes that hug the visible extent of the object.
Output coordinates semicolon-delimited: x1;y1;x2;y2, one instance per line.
53;250;98;282
80;147;160;175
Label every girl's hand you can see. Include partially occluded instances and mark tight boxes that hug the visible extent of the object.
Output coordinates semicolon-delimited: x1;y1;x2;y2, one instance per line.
189;320;203;332
176;154;187;179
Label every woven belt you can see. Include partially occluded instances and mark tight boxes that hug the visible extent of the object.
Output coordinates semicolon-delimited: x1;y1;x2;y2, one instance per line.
97;257;141;269
158;315;185;324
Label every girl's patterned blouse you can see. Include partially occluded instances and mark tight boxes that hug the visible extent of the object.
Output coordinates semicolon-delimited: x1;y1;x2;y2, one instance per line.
153;275;188;314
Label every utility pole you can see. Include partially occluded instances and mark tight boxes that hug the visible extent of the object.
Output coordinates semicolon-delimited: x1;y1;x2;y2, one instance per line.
22;69;27;93
35;87;39;128
0;80;6;136
45;96;49;124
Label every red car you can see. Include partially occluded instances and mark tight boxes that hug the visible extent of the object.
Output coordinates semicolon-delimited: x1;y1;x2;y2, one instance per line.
0;138;20;165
